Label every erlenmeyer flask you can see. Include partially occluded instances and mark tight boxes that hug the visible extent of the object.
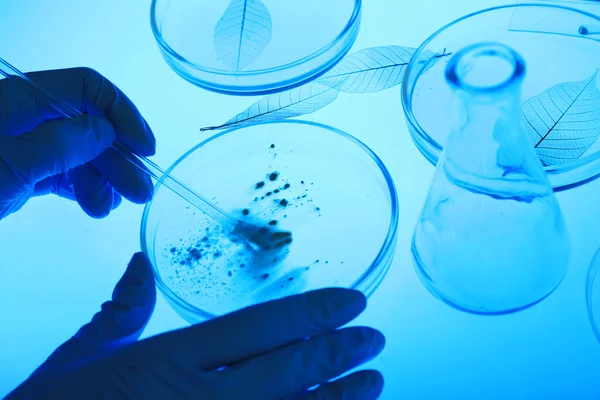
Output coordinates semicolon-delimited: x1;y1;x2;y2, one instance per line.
412;42;570;315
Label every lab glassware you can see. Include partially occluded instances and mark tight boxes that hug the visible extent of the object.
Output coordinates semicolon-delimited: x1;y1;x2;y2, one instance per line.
151;0;361;95
402;4;600;191
141;121;398;322
411;43;571;315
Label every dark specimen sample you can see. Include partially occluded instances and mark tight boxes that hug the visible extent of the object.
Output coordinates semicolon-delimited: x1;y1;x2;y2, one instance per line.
189;248;202;261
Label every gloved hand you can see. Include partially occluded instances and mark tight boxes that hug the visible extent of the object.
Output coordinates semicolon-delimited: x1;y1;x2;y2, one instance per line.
0;67;155;220
6;253;385;400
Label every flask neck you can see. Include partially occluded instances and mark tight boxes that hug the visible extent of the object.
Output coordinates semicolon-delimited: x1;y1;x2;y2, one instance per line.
457;89;521;141
442;43;551;200
447;42;525;140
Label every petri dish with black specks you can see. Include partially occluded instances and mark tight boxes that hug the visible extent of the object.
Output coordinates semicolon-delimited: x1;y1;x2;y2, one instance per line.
141;121;398;323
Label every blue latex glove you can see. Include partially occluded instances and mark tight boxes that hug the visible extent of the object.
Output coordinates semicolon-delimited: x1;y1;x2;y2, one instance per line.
0;67;155;220
6;253;385;400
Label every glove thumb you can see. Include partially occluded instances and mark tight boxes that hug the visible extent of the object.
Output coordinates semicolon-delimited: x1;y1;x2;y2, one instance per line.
0;114;116;184
29;252;156;380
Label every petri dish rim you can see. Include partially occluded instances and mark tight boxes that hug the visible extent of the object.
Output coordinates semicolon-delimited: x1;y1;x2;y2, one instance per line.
587;247;600;344
140;120;399;320
400;3;600;192
149;0;362;95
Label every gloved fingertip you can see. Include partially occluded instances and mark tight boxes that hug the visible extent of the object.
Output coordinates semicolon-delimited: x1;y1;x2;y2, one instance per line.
123;178;154;205
343;288;367;312
120;252;154;287
311;288;367;322
130;252;152;271
345;327;386;370
141;186;154;204
375;330;386;349
277;288;369;335
78;194;113;219
111;192;123;210
109;252;155;310
364;327;386;356
71;170;115;219
366;370;384;395
124;120;156;157
142;119;157;157
132;138;156;158
82;204;111;219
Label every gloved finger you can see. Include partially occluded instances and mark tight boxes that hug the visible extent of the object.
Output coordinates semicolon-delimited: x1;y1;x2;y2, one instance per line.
29;253;156;380
112;191;123;210
33;174;123;210
139;288;367;370
0;114;116;184
218;327;386;399
0;75;55;136
3;68;155;157
294;370;384;400
33;175;122;211
67;164;115;219
77;67;155;156
91;147;153;204
33;174;75;201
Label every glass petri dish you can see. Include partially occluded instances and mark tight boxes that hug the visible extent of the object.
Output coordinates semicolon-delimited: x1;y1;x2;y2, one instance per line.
587;246;600;345
140;121;398;323
150;0;361;96
401;4;600;191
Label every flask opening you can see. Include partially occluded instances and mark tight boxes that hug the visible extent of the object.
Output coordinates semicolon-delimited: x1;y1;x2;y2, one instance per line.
445;42;525;95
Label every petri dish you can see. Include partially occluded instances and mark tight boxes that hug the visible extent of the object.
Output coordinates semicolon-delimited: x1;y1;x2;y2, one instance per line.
401;4;600;191
587;246;600;344
150;0;361;96
140;120;398;323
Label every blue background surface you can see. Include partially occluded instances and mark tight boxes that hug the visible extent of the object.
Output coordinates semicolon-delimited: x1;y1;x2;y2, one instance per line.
1;0;599;398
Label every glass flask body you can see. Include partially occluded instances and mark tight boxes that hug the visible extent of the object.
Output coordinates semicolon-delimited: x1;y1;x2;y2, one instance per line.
412;43;571;315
